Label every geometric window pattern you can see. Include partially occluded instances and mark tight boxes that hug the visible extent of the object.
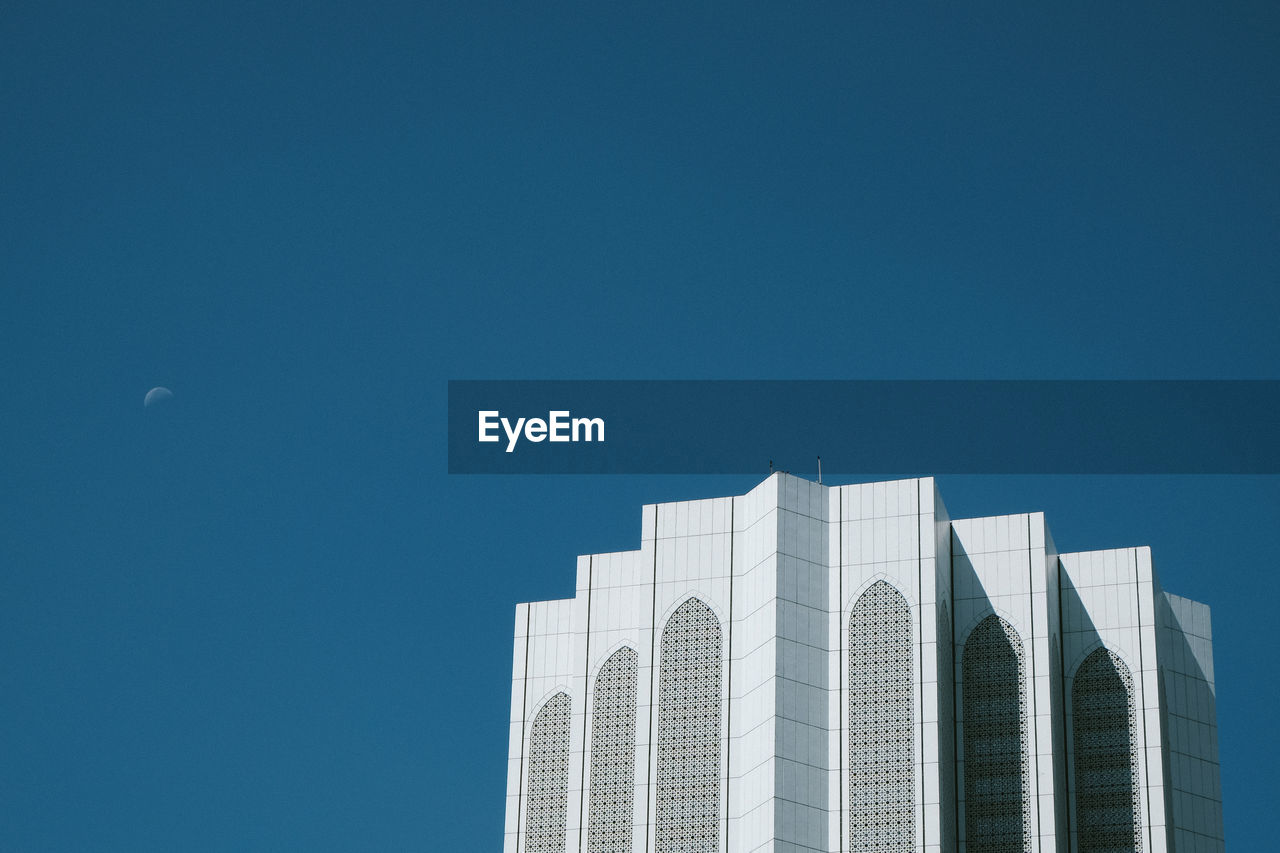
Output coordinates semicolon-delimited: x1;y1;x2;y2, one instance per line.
655;598;722;853
525;691;572;853
848;581;916;852
588;647;639;853
962;615;1032;853
1071;648;1143;853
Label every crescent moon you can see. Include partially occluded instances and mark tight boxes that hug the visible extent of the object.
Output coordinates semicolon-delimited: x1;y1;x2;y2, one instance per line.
144;386;173;408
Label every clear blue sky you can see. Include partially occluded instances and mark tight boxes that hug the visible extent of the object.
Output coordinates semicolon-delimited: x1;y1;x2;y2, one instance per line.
2;3;1276;849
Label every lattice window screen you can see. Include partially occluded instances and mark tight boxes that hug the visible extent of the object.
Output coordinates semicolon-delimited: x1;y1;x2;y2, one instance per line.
848;580;916;852
962;615;1032;853
587;647;639;853
525;691;572;853
654;598;723;853
1072;648;1143;853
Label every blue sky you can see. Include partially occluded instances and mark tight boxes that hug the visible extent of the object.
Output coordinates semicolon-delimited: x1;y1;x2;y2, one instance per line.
2;3;1277;849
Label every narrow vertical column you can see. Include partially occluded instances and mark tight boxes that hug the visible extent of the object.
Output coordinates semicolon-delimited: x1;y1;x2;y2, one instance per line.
506;605;532;853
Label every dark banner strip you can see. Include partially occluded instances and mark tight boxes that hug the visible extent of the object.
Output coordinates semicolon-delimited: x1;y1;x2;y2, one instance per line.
446;380;1280;474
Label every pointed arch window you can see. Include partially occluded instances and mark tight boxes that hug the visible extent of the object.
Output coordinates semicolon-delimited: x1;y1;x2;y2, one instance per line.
1071;648;1143;852
654;598;722;853
525;691;572;853
847;580;916;851
588;647;639;853
962;615;1032;853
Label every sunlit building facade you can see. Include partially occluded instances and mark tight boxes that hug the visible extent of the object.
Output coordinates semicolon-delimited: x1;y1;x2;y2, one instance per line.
504;474;1223;853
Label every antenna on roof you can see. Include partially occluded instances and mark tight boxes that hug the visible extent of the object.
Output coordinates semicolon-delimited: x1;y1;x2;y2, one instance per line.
769;460;774;474
817;456;822;485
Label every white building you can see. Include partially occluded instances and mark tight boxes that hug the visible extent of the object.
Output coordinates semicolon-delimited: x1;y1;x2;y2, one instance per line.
504;475;1222;853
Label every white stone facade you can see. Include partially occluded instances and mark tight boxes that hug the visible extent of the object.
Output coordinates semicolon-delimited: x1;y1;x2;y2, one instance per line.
504;474;1223;853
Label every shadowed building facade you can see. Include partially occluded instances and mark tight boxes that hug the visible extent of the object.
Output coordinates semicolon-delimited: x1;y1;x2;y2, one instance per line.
504;474;1223;853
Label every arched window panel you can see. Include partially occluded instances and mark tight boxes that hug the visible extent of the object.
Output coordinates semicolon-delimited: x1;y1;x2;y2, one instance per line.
654;598;723;853
962;615;1032;853
847;580;916;852
587;647;639;853
1072;648;1143;853
525;691;572;853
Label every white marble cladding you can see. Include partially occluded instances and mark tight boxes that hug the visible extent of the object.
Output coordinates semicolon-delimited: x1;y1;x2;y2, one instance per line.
507;597;579;853
767;475;828;853
504;474;1222;853
1060;547;1169;853
1158;593;1224;853
827;477;952;853
952;512;1064;852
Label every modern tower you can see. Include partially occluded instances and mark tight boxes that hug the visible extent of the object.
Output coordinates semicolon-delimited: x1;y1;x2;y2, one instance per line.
503;474;1223;853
